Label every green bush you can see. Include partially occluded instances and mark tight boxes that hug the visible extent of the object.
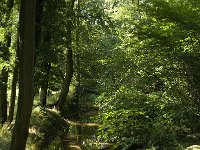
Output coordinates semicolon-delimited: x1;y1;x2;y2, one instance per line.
95;86;200;149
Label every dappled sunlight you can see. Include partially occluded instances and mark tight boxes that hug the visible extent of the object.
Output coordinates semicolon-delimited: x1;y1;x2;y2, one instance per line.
64;119;100;127
29;128;37;134
67;144;82;150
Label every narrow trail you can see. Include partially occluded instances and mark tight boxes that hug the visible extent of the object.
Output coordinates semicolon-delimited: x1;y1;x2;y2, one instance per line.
60;103;114;150
65;111;100;150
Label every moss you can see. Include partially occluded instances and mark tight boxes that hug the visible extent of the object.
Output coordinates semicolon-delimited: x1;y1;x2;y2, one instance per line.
28;107;69;149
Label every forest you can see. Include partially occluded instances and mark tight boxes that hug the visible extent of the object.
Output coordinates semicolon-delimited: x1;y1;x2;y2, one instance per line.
0;0;200;149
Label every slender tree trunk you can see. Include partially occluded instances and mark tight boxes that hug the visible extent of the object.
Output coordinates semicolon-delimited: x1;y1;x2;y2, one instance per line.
76;0;82;144
34;0;45;64
0;67;8;124
35;0;44;47
0;67;9;125
8;35;19;123
9;0;35;149
39;31;51;107
57;50;73;110
56;0;75;111
40;62;51;107
76;55;82;144
34;0;45;97
5;0;14;48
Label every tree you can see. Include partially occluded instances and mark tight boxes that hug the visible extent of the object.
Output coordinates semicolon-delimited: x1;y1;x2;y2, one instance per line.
34;0;67;106
8;35;19;123
0;67;8;124
34;0;47;106
56;0;75;111
9;0;35;149
8;0;19;122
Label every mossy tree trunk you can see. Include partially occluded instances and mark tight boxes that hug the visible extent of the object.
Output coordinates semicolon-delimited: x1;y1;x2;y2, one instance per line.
9;0;35;149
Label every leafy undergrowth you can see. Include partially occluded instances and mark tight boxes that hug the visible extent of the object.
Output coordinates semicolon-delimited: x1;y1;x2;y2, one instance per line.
0;107;69;150
0;124;11;150
95;88;200;150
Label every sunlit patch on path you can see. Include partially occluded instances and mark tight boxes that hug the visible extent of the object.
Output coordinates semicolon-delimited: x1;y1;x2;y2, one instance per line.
64;119;101;127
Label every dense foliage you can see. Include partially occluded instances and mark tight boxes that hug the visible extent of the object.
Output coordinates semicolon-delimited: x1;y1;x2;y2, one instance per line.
0;0;200;149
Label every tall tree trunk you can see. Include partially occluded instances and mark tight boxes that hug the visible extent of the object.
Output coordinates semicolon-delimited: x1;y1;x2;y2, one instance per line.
33;0;45;97
39;31;51;107
76;0;82;144
35;0;45;64
9;0;35;149
40;62;51;107
56;0;75;111
0;67;8;124
56;49;73;111
5;0;14;48
8;35;19;123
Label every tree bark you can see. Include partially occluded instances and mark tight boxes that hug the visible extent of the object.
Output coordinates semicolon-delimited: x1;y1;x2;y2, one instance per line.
9;0;35;149
56;49;73;110
56;0;75;111
0;67;8;124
